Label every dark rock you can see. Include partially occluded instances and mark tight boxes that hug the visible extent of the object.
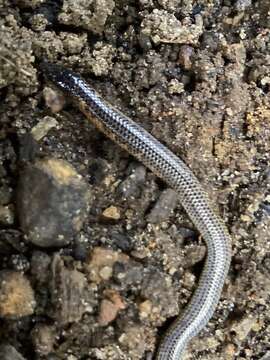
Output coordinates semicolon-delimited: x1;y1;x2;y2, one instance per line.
0;344;26;360
35;0;63;26
17;157;90;247
178;227;197;240
73;240;89;261
117;164;146;198
184;245;206;268
18;133;40;163
113;260;144;287
141;268;178;320
147;188;178;224
50;254;95;325
88;159;108;185
111;232;134;252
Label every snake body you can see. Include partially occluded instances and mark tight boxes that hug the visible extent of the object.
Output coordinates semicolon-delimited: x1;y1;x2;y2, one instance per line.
42;62;232;360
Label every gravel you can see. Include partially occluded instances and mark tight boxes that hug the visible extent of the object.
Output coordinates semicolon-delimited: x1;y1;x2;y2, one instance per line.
0;0;270;359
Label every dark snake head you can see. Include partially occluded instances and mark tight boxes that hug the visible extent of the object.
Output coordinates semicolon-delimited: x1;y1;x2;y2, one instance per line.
40;62;88;98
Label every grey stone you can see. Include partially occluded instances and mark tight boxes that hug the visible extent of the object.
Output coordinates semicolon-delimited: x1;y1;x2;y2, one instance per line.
17;157;90;247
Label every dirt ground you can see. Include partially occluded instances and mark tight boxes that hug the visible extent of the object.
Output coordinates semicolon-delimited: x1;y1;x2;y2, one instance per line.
0;0;269;359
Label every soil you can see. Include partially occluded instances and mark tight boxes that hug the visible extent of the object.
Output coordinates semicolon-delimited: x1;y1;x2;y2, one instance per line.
0;1;269;359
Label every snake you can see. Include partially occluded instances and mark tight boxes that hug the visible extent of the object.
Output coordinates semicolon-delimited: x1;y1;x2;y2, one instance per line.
41;62;232;360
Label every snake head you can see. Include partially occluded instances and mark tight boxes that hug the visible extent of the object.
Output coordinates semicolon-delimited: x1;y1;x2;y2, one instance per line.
40;61;88;98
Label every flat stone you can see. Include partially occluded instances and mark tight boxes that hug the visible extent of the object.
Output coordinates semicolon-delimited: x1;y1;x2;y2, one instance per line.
50;254;94;325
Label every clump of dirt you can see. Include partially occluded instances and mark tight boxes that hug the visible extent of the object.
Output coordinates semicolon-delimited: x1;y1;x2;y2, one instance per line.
0;1;269;359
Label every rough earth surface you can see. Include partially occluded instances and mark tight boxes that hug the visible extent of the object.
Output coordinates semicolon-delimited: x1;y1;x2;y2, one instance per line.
0;1;269;359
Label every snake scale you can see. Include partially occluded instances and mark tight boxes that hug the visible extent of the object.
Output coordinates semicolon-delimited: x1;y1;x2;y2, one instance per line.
42;62;232;360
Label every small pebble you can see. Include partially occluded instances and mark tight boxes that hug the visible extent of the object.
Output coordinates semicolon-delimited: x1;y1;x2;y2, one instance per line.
31;324;55;355
98;290;125;326
178;45;194;70
17;157;90;247
184;245;206;267
182;271;196;290
139;300;153;319
111;232;133;252
43;86;65;113
130;248;149;259
224;343;237;359
113;260;144;287
99;266;113;280
117;165;146;198
29;13;49;31
87;247;129;283
168;79;184;94
31;116;58;141
178;227;197;240
147;189;178;224
0;270;36;318
67;356;77;360
98;299;117;326
102;205;121;220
